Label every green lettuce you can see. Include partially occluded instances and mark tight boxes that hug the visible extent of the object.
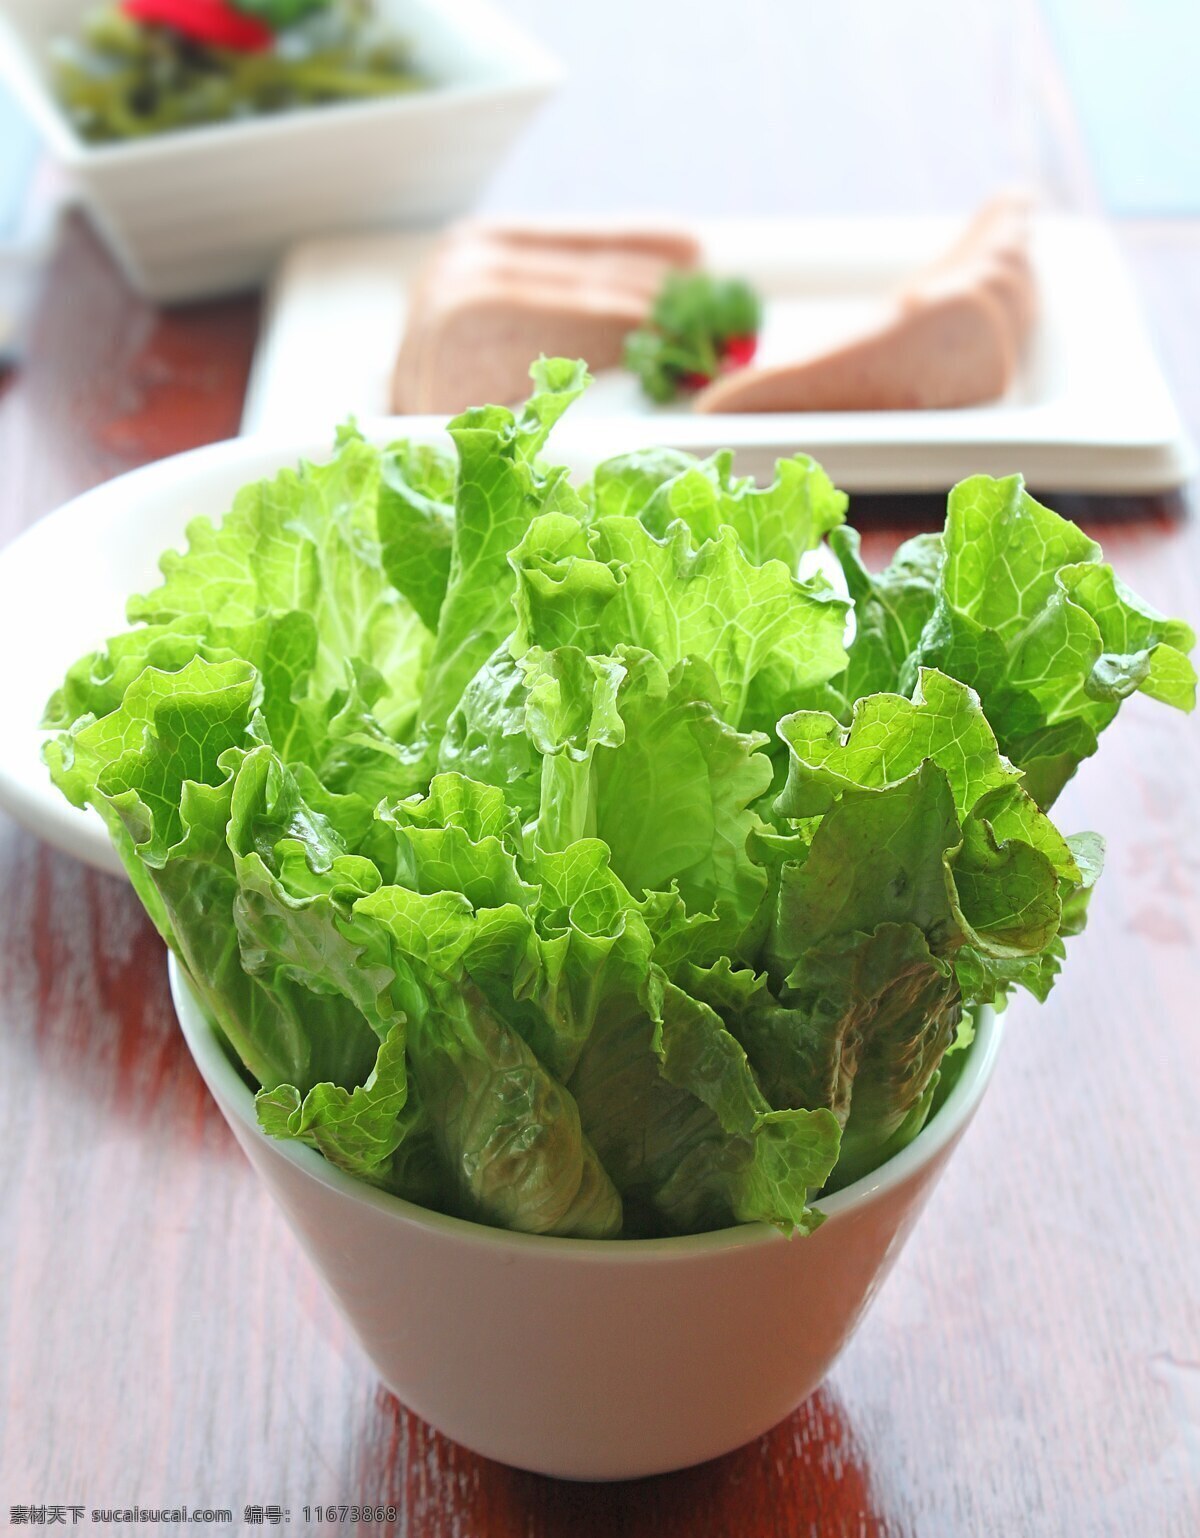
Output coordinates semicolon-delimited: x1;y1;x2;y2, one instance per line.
907;475;1196;806
45;362;1196;1239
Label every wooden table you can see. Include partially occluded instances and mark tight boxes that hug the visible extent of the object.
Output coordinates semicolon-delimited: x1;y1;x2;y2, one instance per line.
2;5;1198;1534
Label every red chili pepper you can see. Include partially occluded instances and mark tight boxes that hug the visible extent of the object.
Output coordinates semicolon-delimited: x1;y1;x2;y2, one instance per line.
121;0;275;52
720;334;758;369
678;371;714;391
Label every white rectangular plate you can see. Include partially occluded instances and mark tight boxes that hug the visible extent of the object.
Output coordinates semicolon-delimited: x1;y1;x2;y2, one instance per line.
243;214;1193;493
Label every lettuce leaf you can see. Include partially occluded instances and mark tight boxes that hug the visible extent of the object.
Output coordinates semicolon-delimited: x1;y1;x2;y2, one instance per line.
596;446;847;570
416;357;590;737
45;364;1195;1239
509;507;849;735
912;475;1197;806
377;439;457;631
828;525;943;704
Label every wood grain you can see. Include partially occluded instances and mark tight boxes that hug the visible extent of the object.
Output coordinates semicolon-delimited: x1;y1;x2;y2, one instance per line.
1;8;1198;1534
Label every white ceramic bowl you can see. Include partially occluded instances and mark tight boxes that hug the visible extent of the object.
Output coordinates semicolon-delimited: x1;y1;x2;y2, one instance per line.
0;0;561;301
170;957;1001;1480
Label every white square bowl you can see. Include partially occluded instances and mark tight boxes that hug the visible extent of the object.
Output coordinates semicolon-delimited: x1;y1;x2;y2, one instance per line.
0;0;562;302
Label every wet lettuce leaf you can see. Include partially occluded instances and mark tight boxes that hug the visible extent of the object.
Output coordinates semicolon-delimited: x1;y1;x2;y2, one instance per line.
911;475;1196;806
45;363;1195;1238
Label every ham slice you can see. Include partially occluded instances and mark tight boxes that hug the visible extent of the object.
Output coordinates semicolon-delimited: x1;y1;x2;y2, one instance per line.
901;194;1036;340
454;222;701;267
694;281;1015;413
695;194;1034;414
392;224;701;414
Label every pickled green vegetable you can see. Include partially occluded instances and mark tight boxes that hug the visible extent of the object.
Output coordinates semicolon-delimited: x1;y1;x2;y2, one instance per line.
52;2;426;144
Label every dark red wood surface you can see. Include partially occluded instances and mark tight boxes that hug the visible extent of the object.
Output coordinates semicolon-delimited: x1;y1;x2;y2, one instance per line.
2;10;1199;1533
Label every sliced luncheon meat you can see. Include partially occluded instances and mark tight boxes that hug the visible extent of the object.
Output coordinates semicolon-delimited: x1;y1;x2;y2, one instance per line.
694;279;1016;413
397;292;657;417
392;224;701;414
695;194;1034;414
456;222;702;267
902;193;1036;340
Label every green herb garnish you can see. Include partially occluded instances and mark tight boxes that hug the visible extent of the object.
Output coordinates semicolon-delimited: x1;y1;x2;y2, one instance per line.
624;271;762;403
